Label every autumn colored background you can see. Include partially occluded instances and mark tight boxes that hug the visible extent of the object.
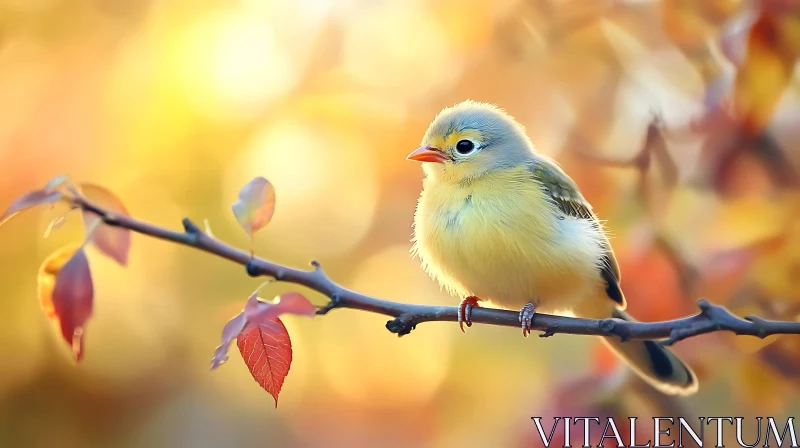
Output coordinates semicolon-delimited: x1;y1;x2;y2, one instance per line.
1;0;799;446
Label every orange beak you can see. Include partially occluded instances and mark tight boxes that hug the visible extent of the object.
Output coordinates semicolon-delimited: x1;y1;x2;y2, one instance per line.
406;145;451;163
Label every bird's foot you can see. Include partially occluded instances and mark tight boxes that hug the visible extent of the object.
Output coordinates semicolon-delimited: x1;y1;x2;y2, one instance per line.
458;296;481;333
519;302;537;337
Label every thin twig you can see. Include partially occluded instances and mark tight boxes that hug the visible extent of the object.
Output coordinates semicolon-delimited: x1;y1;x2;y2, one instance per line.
73;196;800;343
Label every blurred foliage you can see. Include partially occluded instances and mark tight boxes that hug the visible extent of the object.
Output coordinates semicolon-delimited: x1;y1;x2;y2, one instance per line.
0;0;799;446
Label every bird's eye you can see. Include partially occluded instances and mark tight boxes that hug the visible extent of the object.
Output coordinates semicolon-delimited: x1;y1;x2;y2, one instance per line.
455;139;475;154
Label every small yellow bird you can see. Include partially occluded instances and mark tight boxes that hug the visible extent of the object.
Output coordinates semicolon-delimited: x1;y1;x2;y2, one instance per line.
408;100;697;396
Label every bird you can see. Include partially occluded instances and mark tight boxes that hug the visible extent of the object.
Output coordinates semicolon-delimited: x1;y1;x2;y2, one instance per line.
407;100;698;396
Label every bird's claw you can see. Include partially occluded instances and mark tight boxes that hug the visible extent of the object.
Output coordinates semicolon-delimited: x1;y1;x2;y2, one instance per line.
458;296;481;333
519;302;537;337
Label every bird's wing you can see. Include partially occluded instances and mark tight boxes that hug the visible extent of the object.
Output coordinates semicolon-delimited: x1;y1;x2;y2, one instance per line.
528;157;625;308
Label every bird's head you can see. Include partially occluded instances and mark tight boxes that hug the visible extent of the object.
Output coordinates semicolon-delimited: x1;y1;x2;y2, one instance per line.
407;100;535;181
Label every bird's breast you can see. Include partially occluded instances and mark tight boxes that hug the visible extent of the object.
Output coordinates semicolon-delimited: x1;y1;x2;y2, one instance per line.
412;168;605;312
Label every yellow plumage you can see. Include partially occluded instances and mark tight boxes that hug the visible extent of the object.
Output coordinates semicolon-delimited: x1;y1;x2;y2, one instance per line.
412;164;605;314
408;100;698;396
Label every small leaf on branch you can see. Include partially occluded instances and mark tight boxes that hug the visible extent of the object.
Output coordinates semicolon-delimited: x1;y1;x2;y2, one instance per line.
38;245;94;362
210;282;272;369
210;290;314;405
210;292;314;369
79;184;131;266
0;189;62;227
38;244;78;319
231;177;275;252
238;318;292;407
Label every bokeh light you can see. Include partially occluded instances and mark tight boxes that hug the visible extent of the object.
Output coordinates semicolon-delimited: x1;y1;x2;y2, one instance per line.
224;118;379;259
176;10;300;123
316;245;454;409
0;0;799;446
341;0;463;102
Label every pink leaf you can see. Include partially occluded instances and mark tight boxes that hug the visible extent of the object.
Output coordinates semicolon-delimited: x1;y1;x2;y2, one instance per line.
231;177;276;237
0;189;62;227
51;248;94;362
210;311;247;370
237;318;292;407
79;184;131;266
244;292;317;326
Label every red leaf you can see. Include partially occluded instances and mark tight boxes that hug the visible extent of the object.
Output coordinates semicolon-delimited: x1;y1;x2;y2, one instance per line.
79;184;131;266
39;246;94;362
210;291;314;369
0;189;62;227
232;177;276;238
237;318;292;407
38;245;80;320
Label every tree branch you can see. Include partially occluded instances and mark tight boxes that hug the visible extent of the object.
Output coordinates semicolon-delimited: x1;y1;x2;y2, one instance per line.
72;195;800;344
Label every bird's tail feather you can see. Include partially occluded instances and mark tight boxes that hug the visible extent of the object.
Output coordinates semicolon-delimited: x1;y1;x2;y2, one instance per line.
602;309;698;396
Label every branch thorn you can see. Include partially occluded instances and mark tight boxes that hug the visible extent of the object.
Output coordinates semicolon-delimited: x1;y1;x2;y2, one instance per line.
317;293;341;315
182;218;201;235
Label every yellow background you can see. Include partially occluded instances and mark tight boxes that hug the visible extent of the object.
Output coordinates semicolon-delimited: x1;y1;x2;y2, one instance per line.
0;0;798;446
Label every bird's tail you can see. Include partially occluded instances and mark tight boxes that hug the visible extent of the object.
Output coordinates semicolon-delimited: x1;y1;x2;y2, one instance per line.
601;309;698;396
